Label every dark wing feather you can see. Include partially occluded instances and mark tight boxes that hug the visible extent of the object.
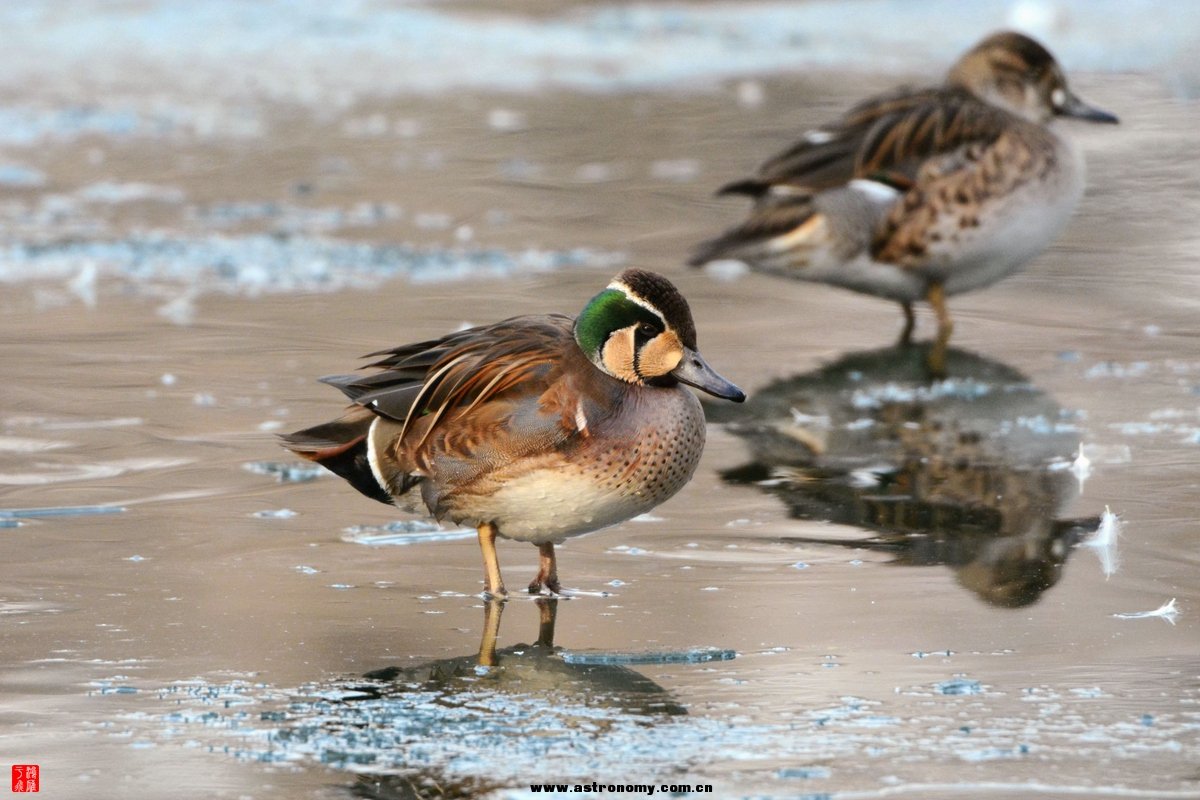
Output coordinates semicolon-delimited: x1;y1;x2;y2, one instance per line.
318;372;424;421
724;87;1011;197
279;404;376;455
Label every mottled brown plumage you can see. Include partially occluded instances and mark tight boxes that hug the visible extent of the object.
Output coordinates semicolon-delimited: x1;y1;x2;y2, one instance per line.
693;31;1117;372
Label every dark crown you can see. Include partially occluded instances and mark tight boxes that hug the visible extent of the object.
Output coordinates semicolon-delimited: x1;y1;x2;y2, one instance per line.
613;269;698;349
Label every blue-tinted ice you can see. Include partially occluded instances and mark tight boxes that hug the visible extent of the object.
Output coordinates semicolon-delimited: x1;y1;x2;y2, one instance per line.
559;647;737;666
244;461;327;484
341;519;475;546
0;505;125;518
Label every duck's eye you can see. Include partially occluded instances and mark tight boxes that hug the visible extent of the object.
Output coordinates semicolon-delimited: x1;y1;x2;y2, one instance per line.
638;322;658;338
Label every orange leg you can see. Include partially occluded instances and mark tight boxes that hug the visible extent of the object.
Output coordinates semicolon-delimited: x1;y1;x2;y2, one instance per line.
926;282;953;377
527;542;562;595
477;523;508;599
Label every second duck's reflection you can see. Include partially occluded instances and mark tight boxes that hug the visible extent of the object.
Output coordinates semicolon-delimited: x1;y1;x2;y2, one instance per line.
715;344;1100;608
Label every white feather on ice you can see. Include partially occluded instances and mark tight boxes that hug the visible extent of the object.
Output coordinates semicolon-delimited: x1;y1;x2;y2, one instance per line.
1113;598;1180;626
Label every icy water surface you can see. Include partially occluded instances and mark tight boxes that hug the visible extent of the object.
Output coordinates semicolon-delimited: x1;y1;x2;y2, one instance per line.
2;2;1199;799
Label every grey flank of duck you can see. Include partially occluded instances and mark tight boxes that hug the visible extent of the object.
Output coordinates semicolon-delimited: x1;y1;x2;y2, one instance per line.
282;269;744;598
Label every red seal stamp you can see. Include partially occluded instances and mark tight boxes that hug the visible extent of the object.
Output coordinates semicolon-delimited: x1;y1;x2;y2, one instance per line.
11;765;39;793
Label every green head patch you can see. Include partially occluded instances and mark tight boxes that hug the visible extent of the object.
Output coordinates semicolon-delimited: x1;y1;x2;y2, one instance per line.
574;288;664;360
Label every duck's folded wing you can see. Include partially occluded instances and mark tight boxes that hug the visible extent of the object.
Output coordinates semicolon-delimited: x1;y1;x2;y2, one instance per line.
311;314;573;423
720;87;1010;198
388;315;599;497
280;314;581;503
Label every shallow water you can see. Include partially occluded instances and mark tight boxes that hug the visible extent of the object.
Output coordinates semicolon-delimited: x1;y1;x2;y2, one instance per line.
2;3;1199;799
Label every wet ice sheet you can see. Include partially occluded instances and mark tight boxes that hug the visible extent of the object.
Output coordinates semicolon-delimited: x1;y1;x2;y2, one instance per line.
0;458;191;486
0;236;623;295
100;666;1200;797
0;0;1195;128
0;504;125;519
0;4;1197;799
243;461;328;484
559;647;737;665
341;520;476;547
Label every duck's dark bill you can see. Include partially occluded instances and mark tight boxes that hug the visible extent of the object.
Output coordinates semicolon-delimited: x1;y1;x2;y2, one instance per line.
1059;91;1119;124
672;348;746;402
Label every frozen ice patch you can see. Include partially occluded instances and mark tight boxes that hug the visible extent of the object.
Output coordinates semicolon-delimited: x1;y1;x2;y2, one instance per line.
735;80;766;108
850;378;992;410
0;235;623;296
0;436;74;453
1085;361;1150;379
936;678;983;696
0;457;188;486
0;163;46;187
702;259;749;282
244;461;327;483
253;508;298;520
1;1;1194;118
574;162;618;183
342;520;475;546
486;108;526;132
0;104;148;145
75;181;184;204
777;766;831;779
559;647;736;665
649;158;700;182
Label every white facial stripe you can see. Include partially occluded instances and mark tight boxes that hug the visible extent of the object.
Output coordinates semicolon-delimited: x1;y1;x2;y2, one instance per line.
605;279;668;324
804;129;835;144
1051;88;1066;108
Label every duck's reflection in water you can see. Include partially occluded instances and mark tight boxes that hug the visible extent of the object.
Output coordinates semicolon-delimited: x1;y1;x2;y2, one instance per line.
362;599;684;709
716;345;1100;607
309;599;683;799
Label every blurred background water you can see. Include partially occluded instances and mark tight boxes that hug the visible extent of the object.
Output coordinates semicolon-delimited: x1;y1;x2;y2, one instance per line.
1;2;1198;799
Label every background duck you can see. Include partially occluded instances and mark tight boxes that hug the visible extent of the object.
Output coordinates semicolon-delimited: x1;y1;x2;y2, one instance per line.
282;269;744;598
691;31;1118;372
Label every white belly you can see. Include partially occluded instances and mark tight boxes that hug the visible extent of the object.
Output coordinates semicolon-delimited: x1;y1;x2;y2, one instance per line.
473;469;666;544
807;253;928;303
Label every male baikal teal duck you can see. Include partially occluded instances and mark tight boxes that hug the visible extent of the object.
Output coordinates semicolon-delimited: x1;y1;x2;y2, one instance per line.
282;269;744;598
691;32;1117;371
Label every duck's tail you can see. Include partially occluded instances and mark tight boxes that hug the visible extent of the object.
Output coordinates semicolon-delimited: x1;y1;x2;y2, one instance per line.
688;193;820;269
279;406;394;505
